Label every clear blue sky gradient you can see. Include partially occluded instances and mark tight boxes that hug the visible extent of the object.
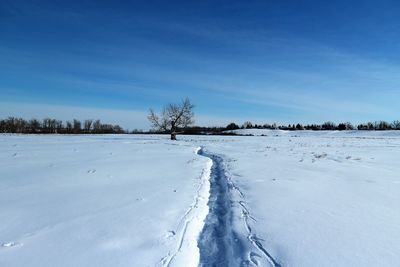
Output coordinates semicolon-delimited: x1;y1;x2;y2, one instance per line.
1;0;399;128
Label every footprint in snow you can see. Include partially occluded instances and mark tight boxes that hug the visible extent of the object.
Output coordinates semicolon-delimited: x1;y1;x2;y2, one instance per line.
165;231;176;239
12;153;18;157
1;242;22;249
186;158;196;164
314;153;328;159
87;169;96;174
249;252;262;266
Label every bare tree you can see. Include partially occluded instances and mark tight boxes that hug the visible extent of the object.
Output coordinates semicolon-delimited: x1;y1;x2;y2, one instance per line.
54;120;63;133
93;119;101;133
148;98;194;140
29;119;41;133
392;120;400;130
84;119;93;133
73;119;81;134
242;121;253;129
42;118;51;133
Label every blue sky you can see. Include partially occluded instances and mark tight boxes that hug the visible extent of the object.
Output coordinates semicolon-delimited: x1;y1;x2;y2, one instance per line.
1;0;399;129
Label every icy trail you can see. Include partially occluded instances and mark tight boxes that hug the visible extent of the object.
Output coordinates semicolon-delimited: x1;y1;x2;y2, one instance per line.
197;149;240;266
197;148;280;267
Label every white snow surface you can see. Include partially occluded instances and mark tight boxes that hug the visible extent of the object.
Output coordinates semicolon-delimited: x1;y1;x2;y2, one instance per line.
0;135;210;267
1;131;400;266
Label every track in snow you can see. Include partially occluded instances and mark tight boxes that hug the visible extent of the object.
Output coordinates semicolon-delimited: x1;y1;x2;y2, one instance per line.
197;148;242;266
197;148;281;267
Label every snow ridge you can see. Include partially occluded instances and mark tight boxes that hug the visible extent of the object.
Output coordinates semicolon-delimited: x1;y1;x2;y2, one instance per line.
159;147;212;267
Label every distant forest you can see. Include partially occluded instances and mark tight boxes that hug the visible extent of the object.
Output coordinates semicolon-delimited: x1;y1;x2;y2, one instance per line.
140;120;400;135
0;117;125;134
1;117;399;134
222;121;400;131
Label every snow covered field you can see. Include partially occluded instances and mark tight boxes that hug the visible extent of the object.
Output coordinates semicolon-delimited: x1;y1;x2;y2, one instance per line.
0;135;210;267
1;132;400;266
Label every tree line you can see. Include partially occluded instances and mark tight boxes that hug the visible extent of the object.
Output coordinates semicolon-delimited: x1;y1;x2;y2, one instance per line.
143;120;400;136
1;116;399;135
225;120;400;131
0;117;125;134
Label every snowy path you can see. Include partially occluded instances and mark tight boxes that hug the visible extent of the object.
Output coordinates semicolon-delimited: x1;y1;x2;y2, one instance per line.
197;148;280;267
